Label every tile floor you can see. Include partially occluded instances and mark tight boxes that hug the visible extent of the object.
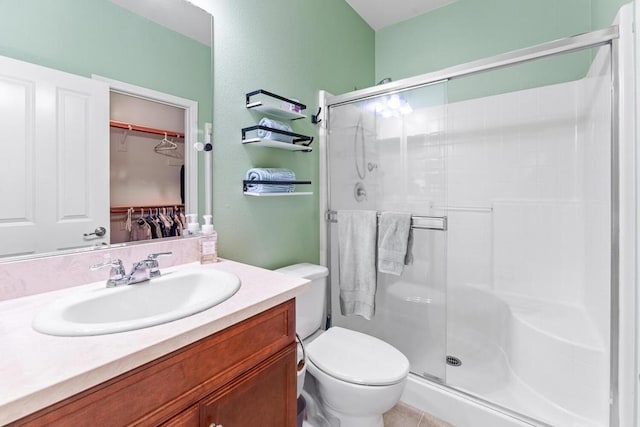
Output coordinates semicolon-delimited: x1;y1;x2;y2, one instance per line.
383;402;455;427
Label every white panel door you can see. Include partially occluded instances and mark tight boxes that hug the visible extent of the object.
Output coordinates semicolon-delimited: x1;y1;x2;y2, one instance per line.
0;55;109;257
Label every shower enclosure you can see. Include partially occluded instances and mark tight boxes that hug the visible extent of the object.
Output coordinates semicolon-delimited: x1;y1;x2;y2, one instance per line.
321;26;619;427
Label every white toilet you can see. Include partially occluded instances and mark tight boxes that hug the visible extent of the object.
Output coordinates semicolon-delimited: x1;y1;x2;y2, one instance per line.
277;263;410;427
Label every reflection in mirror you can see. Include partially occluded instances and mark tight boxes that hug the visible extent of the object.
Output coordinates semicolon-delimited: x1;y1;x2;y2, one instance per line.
0;0;212;261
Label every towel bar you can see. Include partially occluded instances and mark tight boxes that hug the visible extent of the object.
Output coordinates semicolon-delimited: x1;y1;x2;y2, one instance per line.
325;210;447;231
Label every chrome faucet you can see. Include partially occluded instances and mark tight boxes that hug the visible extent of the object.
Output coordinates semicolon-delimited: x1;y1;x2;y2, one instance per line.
126;252;172;284
127;260;153;285
91;252;172;287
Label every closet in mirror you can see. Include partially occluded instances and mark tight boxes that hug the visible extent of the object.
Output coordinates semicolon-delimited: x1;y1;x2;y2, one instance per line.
109;93;187;244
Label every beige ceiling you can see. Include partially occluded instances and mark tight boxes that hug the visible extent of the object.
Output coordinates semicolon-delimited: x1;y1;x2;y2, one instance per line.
345;0;458;30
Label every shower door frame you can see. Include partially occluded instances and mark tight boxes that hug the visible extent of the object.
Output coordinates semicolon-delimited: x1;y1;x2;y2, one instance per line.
319;25;622;427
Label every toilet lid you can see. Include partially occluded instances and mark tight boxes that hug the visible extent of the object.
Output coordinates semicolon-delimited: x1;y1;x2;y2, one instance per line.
306;327;409;386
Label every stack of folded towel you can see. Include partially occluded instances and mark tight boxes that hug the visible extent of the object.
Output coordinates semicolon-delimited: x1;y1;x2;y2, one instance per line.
245;168;296;193
257;117;294;143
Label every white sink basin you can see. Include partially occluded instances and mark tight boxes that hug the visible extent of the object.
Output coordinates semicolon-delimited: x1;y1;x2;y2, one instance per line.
33;268;241;336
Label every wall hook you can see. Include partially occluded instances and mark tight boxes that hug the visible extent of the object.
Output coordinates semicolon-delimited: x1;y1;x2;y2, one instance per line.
311;107;322;124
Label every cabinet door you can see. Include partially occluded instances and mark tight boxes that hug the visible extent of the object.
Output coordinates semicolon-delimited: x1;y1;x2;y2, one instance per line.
201;345;296;427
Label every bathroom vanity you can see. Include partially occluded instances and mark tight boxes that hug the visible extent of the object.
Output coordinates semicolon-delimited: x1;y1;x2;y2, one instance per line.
0;260;308;426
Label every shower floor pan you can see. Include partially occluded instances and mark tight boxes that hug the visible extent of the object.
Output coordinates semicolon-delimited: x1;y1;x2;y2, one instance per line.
445;290;607;427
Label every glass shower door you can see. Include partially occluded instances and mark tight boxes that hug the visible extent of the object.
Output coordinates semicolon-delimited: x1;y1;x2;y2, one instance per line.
326;82;449;382
440;45;612;427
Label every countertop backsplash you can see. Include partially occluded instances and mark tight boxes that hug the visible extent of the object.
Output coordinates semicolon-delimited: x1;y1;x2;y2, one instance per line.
0;238;200;302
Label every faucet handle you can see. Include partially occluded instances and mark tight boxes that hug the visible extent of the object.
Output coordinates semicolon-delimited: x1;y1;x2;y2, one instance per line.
90;258;124;274
146;252;172;278
147;252;172;261
90;258;127;287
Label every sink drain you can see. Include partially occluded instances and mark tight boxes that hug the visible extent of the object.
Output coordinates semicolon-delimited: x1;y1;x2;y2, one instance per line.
446;355;462;367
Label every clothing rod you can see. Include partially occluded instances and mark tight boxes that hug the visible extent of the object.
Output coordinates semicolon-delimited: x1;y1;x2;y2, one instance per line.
110;204;184;214
326;25;619;107
110;120;185;138
325;210;447;231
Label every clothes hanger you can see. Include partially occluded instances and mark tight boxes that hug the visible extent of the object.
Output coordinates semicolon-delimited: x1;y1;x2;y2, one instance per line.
137;208;147;225
153;132;184;160
154;132;178;151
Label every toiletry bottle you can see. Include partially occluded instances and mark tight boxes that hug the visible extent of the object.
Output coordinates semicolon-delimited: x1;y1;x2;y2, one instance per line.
186;214;200;236
200;214;218;264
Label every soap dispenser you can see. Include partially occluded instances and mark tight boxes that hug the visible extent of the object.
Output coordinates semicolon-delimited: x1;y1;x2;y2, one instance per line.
186;214;200;236
200;214;218;264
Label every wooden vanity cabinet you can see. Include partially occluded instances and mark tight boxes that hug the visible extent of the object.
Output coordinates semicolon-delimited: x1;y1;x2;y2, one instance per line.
10;300;297;427
199;346;295;427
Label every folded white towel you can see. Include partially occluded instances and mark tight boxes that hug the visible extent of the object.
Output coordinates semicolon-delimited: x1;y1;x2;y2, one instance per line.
337;210;377;320
377;212;412;276
257;117;294;143
245;168;296;193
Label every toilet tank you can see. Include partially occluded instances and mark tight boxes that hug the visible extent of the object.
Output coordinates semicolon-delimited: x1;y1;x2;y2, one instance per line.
275;263;328;340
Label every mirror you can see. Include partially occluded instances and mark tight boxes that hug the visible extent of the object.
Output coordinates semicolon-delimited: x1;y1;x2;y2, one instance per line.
0;0;213;261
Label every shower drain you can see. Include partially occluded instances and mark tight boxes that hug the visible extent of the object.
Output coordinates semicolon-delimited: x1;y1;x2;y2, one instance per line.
446;355;462;367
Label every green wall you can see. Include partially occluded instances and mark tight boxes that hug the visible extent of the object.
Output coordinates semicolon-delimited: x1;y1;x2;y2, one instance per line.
375;0;594;82
375;0;594;102
374;0;630;102
592;0;631;30
205;0;374;268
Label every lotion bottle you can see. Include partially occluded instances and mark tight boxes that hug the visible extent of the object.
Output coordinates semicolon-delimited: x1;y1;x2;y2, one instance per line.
200;214;218;264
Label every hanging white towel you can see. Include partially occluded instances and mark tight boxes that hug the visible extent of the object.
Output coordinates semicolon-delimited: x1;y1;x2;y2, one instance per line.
337;210;377;320
377;212;412;276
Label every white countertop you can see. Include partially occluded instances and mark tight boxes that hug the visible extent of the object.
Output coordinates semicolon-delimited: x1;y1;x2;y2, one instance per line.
0;259;309;425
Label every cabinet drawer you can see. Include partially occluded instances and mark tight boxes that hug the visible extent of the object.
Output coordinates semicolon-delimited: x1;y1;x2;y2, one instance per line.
11;300;295;427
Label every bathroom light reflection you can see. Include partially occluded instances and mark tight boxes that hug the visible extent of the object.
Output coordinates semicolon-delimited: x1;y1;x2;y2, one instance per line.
366;93;413;117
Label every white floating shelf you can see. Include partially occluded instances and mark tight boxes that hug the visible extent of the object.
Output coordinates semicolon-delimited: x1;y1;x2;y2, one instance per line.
242;138;312;152
244;191;313;197
246;101;307;120
245;90;307;121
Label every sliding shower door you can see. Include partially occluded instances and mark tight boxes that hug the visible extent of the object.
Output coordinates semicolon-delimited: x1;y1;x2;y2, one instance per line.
326;82;450;382
441;45;613;427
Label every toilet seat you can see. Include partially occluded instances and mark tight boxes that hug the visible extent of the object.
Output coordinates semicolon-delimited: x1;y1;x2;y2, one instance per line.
306;327;409;386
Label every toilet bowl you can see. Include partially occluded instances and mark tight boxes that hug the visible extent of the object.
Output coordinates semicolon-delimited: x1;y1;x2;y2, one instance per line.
275;263;410;427
305;326;409;427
